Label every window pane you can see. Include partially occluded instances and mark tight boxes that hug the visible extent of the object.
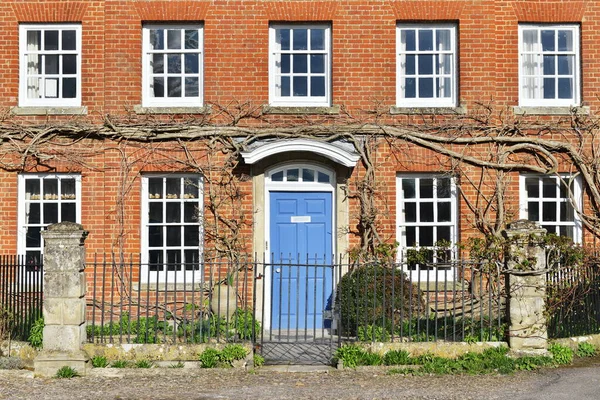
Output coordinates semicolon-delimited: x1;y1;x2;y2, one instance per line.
543;55;555;75
149;203;162;223
438;202;451;222
293;54;307;73
153;54;164;74
167;77;182;97
62;78;76;98
44;179;58;199
302;169;315;182
542;178;557;197
166;203;181;222
27;31;41;51
419;78;434;98
437;178;451;198
543;78;555;99
26;179;40;198
560;202;575;222
310;54;325;73
542;202;557;222
185;53;199;73
150;30;164;50
420;179;433;198
525;178;539;197
61;203;76;222
166;178;180;198
43;203;58;224
185;77;199;97
61;179;76;199
419;226;434;246
558;78;573;99
153;78;164;97
317;172;329;183
59;29;76;51
167;54;181;73
293;77;307;96
436;29;451;51
404;78;416;98
405;203;416;222
280;54;290;73
44;30;59;50
401;30;416;51
420;203;434;222
167;29;181;49
528;202;539;221
277;29;290;50
293;29;308;50
558;30;573;51
26;227;41;248
418;30;433;51
560;226;574;239
311;29;325;50
405;54;415;75
541;30;555;51
311;77;325;97
406;226;416;246
45;55;59;74
184;202;198;222
167;226;181;246
184;250;200;270
184;30;199;49
272;171;284;181
149;250;163;271
437;226;451;242
287;169;299;182
557;55;572;75
402;179;416;198
63;54;77;74
27;203;40;224
418;54;433;75
166;250;180;270
184;226;199;246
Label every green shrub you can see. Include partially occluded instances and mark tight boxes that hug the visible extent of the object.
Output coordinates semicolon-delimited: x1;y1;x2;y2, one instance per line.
357;325;390;342
220;344;248;364
336;263;423;338
28;317;44;349
233;309;260;340
199;348;221;368
55;366;79;378
111;360;129;368
383;350;411;366
334;344;364;369
549;343;574;365
357;351;383;366
576;342;597;358
91;355;108;368
253;354;265;367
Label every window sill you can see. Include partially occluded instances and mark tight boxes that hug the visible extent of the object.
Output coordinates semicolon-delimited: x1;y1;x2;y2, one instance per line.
263;105;340;115
133;282;208;292
390;105;466;115
11;106;88;116
513;106;590;116
134;105;211;115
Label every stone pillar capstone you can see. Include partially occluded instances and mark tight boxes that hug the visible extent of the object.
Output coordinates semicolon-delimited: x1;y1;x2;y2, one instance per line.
503;219;548;355
34;222;89;377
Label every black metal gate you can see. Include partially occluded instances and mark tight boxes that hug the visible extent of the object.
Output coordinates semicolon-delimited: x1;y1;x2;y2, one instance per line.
253;259;340;365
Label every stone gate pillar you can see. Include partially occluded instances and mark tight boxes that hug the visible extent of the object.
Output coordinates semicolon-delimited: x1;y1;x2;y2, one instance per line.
34;222;89;377
503;220;547;355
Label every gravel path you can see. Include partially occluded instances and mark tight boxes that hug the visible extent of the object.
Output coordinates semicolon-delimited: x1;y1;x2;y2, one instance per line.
0;366;554;400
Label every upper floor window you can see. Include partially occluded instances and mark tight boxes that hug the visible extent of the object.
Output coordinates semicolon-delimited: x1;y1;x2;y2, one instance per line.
18;174;81;268
269;24;331;107
519;174;582;243
397;24;457;107
142;24;204;107
519;25;580;107
19;24;82;107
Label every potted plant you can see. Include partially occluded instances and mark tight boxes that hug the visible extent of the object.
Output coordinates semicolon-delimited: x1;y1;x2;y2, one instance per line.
210;268;239;322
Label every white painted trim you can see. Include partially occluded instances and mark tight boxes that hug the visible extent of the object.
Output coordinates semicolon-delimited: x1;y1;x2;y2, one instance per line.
241;139;359;167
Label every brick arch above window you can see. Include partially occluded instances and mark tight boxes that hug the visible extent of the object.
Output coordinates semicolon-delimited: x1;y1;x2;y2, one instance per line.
133;1;210;21
262;1;339;21
12;3;88;23
512;2;585;23
390;1;465;21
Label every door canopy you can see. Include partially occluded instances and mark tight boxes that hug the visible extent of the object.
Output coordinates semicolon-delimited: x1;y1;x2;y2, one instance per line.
241;139;360;168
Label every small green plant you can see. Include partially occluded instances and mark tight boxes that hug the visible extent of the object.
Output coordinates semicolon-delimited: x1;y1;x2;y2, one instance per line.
253;354;265;367
134;359;154;368
28;317;44;349
55;366;79;378
549;343;574;365
576;342;597;358
111;360;129;368
91;355;108;368
199;348;221;368
220;344;248;364
169;361;185;368
334;344;364;369
383;350;411;366
357;325;390;342
357;351;383;366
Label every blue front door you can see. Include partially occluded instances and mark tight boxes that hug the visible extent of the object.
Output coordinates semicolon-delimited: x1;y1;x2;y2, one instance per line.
270;191;333;330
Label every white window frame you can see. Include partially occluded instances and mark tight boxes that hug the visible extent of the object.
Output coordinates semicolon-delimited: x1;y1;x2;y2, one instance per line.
17;173;82;265
396;174;458;281
518;24;580;107
140;174;203;283
269;23;331;107
396;23;457;107
19;23;82;107
142;24;204;107
519;174;582;243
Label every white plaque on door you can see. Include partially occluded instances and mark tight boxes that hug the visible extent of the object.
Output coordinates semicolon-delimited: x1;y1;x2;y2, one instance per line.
291;216;311;223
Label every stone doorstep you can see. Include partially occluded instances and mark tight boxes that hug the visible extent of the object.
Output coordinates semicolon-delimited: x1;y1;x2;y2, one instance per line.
34;350;89;378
